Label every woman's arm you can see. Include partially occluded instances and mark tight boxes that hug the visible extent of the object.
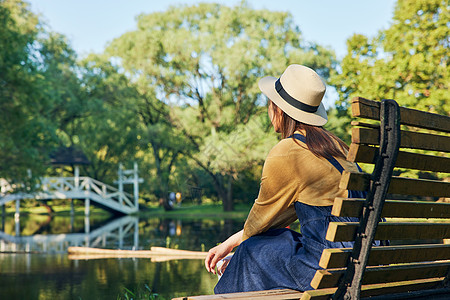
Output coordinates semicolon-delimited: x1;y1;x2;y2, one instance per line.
204;229;243;274
242;154;299;240
205;145;298;274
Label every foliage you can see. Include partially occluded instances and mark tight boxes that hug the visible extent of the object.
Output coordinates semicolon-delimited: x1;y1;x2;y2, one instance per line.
0;0;108;188
0;0;52;184
330;0;449;179
107;2;335;210
323;107;353;144
72;54;142;185
332;0;449;114
0;1;143;191
7;0;447;211
118;284;161;300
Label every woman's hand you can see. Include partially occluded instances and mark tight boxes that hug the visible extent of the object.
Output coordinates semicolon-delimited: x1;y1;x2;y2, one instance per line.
205;230;244;275
205;242;233;275
216;254;233;277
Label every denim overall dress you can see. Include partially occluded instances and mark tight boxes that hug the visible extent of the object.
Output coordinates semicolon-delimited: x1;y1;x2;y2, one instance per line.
214;134;373;294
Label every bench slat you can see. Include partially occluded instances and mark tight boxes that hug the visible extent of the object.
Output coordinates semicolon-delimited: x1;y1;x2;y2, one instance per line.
347;144;450;173
326;222;450;242
331;198;450;218
351;97;450;133
303;278;445;300
340;171;450;197
319;244;450;269
311;261;450;289
172;289;303;300
352;127;450;152
301;278;444;300
350;121;380;129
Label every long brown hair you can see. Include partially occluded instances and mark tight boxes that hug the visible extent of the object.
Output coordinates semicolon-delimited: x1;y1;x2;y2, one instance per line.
270;100;349;159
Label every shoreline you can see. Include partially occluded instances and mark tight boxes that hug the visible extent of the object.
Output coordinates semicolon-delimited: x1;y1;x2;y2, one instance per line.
0;202;252;220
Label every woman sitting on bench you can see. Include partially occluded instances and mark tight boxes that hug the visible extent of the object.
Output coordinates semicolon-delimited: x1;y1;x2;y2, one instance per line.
205;64;377;293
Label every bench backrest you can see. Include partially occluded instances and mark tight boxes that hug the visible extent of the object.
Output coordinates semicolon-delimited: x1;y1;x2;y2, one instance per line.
302;98;450;300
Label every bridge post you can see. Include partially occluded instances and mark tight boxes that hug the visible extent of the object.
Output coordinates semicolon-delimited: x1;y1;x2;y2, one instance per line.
84;215;90;234
70;210;74;233
84;217;90;247
1;204;5;231
74;166;80;190
118;163;124;205
134;217;139;250
133;162;139;210
70;199;75;216
15;199;20;236
114;162;143;212
1;210;4;232
85;198;90;216
85;179;90;217
15;199;20;219
119;224;123;249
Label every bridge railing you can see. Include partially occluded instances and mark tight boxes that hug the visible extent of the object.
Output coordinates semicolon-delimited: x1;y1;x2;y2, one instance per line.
41;177;136;209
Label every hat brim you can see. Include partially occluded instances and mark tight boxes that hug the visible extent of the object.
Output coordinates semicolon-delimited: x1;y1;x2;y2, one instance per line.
258;76;328;126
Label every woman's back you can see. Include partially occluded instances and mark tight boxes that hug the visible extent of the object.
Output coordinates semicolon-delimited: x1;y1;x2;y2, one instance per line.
206;64;361;294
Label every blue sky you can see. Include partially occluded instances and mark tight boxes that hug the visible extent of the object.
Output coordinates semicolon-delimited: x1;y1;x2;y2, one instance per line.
28;0;396;58
27;0;397;107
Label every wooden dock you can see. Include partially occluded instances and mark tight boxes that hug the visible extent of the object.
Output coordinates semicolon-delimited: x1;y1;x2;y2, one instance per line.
67;246;209;262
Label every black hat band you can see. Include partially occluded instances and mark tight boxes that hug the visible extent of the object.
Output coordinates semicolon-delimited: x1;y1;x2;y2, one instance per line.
275;78;319;113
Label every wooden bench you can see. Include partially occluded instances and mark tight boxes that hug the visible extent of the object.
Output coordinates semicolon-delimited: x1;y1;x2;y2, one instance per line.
174;97;450;300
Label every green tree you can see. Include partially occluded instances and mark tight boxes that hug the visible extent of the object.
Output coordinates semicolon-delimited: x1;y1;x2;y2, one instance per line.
331;0;449;180
0;0;149;203
79;54;185;205
133;86;184;209
107;2;335;210
332;0;449;116
0;0;59;187
73;54;142;184
38;32;86;148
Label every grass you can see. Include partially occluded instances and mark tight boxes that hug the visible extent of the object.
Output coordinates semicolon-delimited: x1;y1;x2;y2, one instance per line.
3;203;111;216
2;200;252;219
118;284;162;300
139;202;252;219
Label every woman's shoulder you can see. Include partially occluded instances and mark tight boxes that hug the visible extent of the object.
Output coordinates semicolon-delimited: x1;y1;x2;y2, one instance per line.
267;137;308;159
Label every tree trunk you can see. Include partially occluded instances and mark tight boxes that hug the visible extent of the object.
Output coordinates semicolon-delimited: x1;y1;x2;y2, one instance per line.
215;174;234;212
152;144;169;210
188;155;235;211
152;143;180;211
224;175;234;211
157;166;173;211
161;182;173;211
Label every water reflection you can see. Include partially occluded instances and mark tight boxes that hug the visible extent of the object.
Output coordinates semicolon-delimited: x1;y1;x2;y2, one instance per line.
0;214;245;252
0;215;139;253
0;213;246;299
0;254;218;299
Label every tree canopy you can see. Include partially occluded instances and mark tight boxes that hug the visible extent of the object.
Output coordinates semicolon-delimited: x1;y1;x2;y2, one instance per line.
1;0;60;184
332;0;449;114
330;0;449;178
106;2;335;210
1;0;447;210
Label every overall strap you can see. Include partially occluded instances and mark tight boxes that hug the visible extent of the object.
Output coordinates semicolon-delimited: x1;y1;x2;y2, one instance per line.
290;133;348;174
290;133;367;199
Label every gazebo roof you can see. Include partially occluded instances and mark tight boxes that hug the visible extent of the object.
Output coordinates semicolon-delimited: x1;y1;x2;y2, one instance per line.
50;146;90;165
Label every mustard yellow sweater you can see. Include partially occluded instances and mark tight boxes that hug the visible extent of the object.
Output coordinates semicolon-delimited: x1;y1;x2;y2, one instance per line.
242;132;360;241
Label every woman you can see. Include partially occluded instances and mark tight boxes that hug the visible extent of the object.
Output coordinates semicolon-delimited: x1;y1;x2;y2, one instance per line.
205;64;367;293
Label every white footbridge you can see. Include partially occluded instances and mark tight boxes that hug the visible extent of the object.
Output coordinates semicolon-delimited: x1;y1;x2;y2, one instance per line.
0;163;142;216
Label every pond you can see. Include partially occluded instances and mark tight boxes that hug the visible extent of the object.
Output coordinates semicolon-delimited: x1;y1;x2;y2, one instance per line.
0;213;247;299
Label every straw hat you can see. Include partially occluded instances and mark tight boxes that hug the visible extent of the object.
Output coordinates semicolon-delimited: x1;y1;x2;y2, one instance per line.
258;64;327;126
